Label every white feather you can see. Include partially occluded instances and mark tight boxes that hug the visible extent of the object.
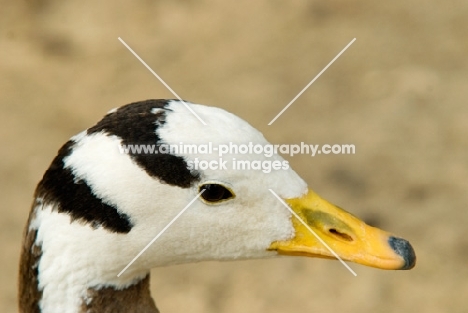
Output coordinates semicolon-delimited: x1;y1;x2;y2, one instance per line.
32;100;308;312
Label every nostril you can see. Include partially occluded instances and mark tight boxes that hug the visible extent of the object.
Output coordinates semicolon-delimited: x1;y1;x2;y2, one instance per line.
329;228;353;241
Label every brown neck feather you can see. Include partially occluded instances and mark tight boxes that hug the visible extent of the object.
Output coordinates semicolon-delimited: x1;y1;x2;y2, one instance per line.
18;209;42;313
19;207;160;313
82;275;159;313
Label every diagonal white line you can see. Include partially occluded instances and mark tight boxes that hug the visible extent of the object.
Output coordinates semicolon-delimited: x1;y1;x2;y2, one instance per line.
268;38;356;125
268;189;357;276
118;37;207;125
117;190;205;277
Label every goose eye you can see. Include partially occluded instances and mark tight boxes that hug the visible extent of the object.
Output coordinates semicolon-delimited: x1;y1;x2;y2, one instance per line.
199;184;234;203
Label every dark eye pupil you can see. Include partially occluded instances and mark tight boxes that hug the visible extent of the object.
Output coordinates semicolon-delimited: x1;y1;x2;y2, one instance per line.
200;184;233;202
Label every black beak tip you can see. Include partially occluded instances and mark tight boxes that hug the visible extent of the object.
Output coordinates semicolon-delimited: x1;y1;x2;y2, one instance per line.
388;236;416;270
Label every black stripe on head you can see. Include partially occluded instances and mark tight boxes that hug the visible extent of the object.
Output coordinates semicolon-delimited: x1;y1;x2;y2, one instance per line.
36;141;133;233
87;99;200;188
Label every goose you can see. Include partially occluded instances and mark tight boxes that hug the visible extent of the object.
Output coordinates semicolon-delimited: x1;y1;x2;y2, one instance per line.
19;99;416;313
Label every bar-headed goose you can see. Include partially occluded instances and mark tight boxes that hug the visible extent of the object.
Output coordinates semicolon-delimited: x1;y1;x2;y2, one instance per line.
19;99;415;313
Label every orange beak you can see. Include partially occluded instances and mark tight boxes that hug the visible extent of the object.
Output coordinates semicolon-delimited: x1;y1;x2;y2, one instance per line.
269;189;416;270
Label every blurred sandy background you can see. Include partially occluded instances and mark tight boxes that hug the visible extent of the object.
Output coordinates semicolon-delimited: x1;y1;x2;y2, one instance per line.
1;1;467;312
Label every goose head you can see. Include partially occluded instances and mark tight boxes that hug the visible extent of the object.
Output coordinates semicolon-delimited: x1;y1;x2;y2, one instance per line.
19;99;415;313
